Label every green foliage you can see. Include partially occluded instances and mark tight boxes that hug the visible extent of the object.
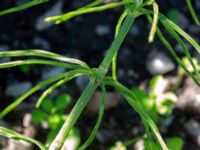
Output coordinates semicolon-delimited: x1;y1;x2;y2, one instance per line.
167;137;184;150
167;9;180;22
186;0;200;25
32;94;78;147
0;0;199;150
55;94;71;110
18;65;32;74
132;75;178;122
144;137;184;150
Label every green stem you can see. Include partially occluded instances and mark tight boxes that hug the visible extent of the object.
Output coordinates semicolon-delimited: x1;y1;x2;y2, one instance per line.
49;13;136;150
100;14;136;70
0;0;48;16
78;84;106;150
186;0;200;25
0;70;88;119
103;77;168;150
0;59;81;70
49;81;98;150
112;10;128;80
45;0;130;24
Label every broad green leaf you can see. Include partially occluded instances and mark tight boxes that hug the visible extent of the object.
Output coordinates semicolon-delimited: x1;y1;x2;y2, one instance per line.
141;98;155;111
41;98;54;112
144;140;160;150
131;87;148;100
32;109;47;123
48;114;61;129
167;137;184;150
55;94;71;110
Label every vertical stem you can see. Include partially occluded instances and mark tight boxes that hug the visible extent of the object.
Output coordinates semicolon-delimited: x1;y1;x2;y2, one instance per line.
49;13;136;150
100;14;136;70
49;81;98;150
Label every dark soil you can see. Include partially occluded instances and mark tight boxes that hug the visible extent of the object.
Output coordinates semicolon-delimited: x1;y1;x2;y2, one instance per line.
0;0;200;150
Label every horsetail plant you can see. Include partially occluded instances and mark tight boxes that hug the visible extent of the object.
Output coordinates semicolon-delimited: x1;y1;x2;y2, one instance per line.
0;0;199;150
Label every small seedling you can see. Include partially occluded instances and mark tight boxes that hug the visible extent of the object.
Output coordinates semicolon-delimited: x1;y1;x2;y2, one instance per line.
132;75;177;122
32;93;80;149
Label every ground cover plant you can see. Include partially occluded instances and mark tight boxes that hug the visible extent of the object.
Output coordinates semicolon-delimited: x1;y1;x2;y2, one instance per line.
0;0;199;150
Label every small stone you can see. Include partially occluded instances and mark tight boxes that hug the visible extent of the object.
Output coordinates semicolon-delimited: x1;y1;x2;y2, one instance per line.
162;116;174;128
175;43;192;53
194;51;200;63
36;1;63;31
5;82;32;98
0;45;9;51
176;78;200;113
188;25;200;34
75;75;89;92
176;13;189;29
42;68;66;79
32;37;50;50
0;45;10;63
3;139;32;150
134;140;144;150
95;25;110;36
129;24;140;36
86;91;122;113
23;113;32;127
146;50;175;75
185;120;200;146
0;120;10;147
96;129;114;143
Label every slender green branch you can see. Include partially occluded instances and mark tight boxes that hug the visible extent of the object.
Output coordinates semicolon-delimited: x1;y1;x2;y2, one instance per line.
160;18;200;80
45;0;130;24
78;84;106;150
146;15;200;86
0;69;88;119
0;126;47;150
79;0;103;9
0;0;48;16
141;9;200;53
100;13;136;70
0;59;81;69
112;10;128;80
36;70;90;108
186;0;200;25
0;50;89;69
148;2;158;43
49;81;98;150
103;77;168;150
49;13;137;150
